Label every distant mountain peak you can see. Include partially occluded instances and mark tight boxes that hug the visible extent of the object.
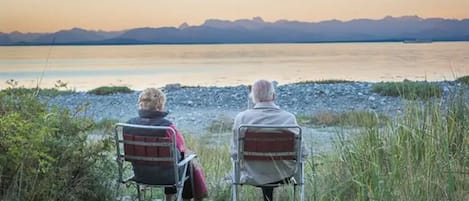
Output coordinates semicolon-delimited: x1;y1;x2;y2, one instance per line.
252;16;264;22
178;22;189;30
383;15;422;21
1;15;468;45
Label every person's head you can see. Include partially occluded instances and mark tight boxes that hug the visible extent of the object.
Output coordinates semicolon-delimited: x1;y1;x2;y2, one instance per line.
250;80;275;103
138;88;166;111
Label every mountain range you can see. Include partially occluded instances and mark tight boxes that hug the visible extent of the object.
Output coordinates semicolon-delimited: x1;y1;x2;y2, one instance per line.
1;16;468;45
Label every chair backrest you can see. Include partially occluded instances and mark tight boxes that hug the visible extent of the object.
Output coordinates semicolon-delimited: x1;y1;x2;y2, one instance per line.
237;125;302;162
122;127;175;166
243;130;296;161
115;123;180;185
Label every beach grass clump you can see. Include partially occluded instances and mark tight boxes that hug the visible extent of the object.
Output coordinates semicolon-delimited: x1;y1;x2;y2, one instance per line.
295;79;355;85
314;95;469;200
0;91;117;200
298;111;389;127
372;80;442;100
0;87;75;97
87;86;133;95
206;114;234;133
456;75;469;85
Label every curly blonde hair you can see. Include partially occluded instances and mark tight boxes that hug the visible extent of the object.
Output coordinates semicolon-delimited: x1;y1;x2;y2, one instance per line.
138;88;166;111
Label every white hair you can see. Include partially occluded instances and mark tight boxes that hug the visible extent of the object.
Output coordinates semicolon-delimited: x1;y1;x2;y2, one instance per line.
251;80;275;103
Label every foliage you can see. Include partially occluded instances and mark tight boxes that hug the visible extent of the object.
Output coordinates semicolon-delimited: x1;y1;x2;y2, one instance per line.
372;80;442;100
0;87;75;97
87;86;133;95
0;89;116;201
314;94;469;200
206;114;234;133
298;111;390;127
456;75;469;85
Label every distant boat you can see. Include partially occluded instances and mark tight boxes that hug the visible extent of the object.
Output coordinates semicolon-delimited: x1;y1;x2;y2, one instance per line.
403;39;433;43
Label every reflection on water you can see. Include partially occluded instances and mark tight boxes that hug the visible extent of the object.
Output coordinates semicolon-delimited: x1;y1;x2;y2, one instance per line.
0;42;468;90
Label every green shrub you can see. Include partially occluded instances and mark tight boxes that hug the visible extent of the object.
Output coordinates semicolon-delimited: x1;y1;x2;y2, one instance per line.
87;86;133;95
0;90;116;201
456;75;469;85
372;80;442;100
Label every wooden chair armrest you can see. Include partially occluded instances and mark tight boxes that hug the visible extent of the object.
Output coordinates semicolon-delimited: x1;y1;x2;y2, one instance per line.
178;153;196;167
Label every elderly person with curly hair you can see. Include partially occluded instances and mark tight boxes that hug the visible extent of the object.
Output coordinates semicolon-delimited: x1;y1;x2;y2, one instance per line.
126;88;205;201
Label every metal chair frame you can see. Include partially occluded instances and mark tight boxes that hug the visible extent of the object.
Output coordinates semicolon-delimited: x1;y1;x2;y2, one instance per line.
232;124;304;201
115;123;195;201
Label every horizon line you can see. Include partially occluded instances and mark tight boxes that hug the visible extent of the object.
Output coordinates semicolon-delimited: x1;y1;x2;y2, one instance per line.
2;14;468;34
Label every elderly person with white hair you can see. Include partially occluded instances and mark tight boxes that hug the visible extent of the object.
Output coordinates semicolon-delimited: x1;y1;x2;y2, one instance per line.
230;80;300;201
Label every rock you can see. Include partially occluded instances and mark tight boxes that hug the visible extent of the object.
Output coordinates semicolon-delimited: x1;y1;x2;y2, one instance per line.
368;96;376;101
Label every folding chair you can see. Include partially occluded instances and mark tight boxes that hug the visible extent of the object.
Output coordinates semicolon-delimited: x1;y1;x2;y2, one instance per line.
232;124;304;201
115;123;196;201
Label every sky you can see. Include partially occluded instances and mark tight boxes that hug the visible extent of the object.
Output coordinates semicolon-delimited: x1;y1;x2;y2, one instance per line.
1;0;468;33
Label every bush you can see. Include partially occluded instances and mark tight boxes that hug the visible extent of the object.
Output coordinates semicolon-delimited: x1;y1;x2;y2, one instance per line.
0;90;116;201
87;86;133;95
456;75;469;85
372;80;442;100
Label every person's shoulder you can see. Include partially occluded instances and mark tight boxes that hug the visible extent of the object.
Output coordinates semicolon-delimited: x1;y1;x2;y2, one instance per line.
126;117;140;124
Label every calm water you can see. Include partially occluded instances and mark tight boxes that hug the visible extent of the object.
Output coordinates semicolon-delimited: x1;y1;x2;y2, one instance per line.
0;42;468;90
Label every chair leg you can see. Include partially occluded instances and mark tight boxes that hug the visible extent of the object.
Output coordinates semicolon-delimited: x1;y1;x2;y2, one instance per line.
232;184;238;201
136;184;143;201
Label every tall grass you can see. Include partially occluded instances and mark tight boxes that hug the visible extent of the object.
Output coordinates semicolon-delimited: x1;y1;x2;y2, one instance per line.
313;94;469;200
178;93;468;200
372;80;442;100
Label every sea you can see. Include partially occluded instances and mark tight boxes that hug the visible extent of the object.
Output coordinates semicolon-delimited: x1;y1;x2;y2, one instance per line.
0;42;468;91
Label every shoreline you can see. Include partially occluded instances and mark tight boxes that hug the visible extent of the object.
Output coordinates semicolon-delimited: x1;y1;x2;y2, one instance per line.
42;80;467;134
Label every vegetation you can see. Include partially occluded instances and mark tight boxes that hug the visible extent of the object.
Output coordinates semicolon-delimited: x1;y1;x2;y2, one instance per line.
178;94;469;201
206;114;234;133
313;95;469;200
87;86;133;95
0;87;75;97
372;80;442;100
295;79;355;84
297;111;390;127
456;75;469;85
0;89;116;201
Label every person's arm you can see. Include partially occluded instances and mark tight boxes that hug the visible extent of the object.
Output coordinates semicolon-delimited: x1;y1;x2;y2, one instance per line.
230;114;242;160
169;124;186;153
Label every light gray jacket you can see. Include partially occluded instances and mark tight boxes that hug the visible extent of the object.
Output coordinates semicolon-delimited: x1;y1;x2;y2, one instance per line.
231;101;301;185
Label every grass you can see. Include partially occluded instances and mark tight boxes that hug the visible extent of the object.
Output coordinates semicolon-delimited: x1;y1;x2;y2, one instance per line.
87;86;133;95
0;87;75;97
298;111;390;127
372;80;442;100
295;79;355;84
456;75;469;85
206;114;234;133
175;91;468;201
